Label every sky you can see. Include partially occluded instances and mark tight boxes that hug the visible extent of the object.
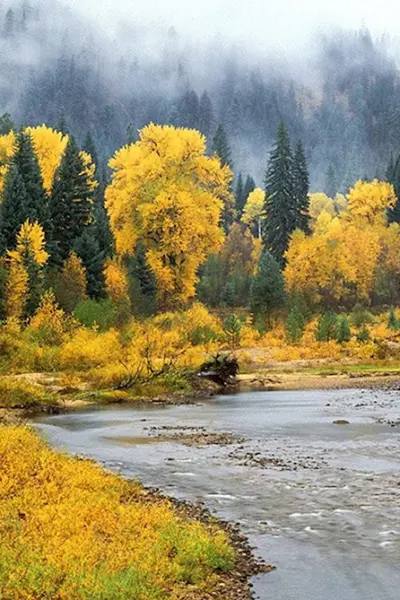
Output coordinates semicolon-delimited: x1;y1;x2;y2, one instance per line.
66;0;399;49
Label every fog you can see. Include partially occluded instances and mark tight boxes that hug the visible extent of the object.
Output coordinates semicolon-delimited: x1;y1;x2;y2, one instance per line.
1;0;400;191
67;0;397;49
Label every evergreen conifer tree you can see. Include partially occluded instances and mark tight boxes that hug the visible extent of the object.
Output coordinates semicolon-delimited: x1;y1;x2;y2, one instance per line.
386;154;400;223
263;122;296;265
0;112;14;135
0;166;29;252
212;124;233;170
243;175;256;202
127;242;157;315
235;173;245;219
250;251;285;323
335;315;351;343
315;311;338;341
0;132;48;251
388;306;399;330
198;91;215;142
83;132;98;172
325;164;337;199
293;140;311;233
285;305;305;344
49;135;95;265
126;122;136;145
73;230;105;299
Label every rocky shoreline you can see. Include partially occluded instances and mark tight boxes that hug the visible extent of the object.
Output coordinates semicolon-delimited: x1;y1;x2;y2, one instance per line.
136;486;275;600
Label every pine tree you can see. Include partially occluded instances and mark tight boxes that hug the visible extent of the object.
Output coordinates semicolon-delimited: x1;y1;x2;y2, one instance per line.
250;251;285;323
386;154;400;223
335;315;351;343
13;131;48;226
49;135;95;265
0;132;48;251
235;173;245;219
73;230;105;299
198;91;215;142
285;305;305;344
388;306;399;331
263;122;296;265
127;242;157;315
0;166;29;252
126;122;136;145
55;252;87;312
212;124;233;170
293;140;310;233
315;311;338;341
3;9;15;37
325;164;337;199
83;132;98;172
243;175;256;203
0;112;14;135
56;112;68;135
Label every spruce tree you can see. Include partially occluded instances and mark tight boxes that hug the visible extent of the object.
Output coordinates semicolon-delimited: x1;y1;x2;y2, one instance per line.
335;315;351;343
325;164;337;199
315;311;338;341
388;306;399;331
0;132;48;251
235;173;245;219
0;166;29;252
83;132;98;172
127;242;157;315
212;124;233;170
293;140;311;233
13;131;48;227
73;229;105;299
250;251;285;323
243;175;256;202
49;135;95;265
0;112;14;135
285;305;305;344
263;122;296;265
386;154;400;223
198;91;215;142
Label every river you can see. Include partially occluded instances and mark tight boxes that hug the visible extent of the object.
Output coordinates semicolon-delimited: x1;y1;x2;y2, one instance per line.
35;388;400;600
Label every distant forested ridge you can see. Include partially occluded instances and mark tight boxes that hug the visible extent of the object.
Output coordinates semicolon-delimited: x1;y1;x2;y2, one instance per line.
1;1;400;192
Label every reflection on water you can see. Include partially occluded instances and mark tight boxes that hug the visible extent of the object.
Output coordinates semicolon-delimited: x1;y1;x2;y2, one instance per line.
35;388;400;600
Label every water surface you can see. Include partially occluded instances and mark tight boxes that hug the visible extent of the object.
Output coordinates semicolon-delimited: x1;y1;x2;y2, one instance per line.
36;388;400;600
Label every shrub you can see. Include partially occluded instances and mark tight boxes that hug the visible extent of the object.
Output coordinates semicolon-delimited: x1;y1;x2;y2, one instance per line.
0;378;56;408
0;426;235;600
74;299;117;330
357;325;371;343
388;307;400;331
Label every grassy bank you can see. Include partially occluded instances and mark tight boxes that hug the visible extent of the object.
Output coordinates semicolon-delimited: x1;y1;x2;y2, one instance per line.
0;426;253;600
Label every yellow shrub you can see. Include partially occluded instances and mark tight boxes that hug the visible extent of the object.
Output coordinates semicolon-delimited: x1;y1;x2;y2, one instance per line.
60;328;122;370
0;426;234;599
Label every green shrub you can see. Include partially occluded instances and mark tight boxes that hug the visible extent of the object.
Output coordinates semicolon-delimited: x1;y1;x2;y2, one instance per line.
0;378;56;408
74;299;117;330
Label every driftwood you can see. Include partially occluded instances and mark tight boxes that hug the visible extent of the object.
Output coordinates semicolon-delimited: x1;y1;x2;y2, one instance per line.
199;353;239;387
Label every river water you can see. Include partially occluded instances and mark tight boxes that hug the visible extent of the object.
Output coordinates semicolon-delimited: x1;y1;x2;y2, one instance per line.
35;389;400;600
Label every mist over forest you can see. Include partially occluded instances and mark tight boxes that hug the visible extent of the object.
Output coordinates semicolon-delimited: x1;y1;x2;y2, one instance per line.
1;0;400;192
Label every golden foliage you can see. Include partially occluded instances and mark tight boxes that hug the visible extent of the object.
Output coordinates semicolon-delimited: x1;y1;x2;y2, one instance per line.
241;187;265;239
55;252;87;312
0;131;16;198
79;150;99;192
104;258;130;307
0;426;234;600
106;124;230;307
8;220;49;267
285;208;382;304
29;291;71;345
25;125;68;192
346;179;396;225
4;261;28;320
